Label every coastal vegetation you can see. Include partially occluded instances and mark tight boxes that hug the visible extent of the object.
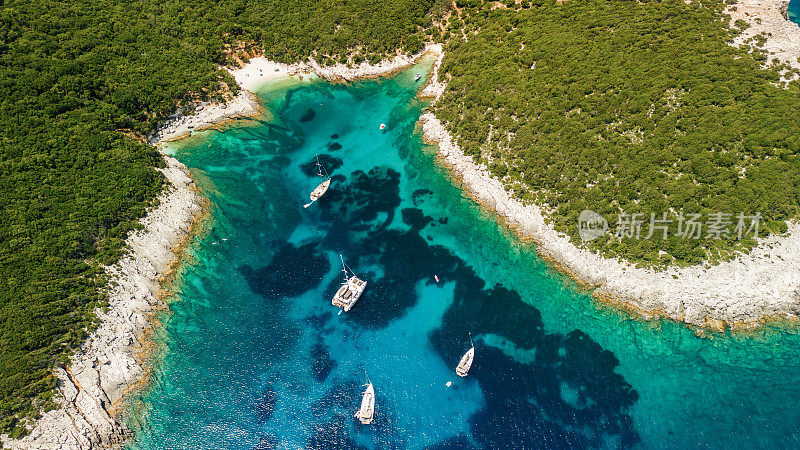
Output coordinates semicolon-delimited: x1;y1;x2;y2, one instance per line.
436;0;800;267
0;0;444;436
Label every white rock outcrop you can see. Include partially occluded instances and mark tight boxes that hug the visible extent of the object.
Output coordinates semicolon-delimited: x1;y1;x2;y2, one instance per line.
727;0;800;76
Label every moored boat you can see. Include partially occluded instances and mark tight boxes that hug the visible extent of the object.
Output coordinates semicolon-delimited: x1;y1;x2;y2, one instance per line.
332;255;367;312
455;335;475;377
308;178;331;202
379;123;386;130
303;154;331;208
355;382;375;424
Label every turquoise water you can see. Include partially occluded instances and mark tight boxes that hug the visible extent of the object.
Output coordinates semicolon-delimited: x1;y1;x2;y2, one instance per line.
789;0;800;23
126;58;800;449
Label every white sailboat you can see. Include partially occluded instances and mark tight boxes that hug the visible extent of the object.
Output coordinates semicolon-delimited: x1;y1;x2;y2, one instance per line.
355;381;376;425
303;154;331;208
455;334;475;377
331;255;367;312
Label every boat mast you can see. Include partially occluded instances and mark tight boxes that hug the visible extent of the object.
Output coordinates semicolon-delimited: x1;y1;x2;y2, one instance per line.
340;254;349;281
315;154;330;179
469;332;474;349
339;254;361;280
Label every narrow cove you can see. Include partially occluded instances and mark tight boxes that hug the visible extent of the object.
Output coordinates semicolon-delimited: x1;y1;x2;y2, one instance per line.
125;59;800;449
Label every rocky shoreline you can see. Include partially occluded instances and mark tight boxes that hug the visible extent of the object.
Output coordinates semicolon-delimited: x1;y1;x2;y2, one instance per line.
149;46;439;144
1;157;205;449
148;91;263;144
420;2;800;332
727;0;800;77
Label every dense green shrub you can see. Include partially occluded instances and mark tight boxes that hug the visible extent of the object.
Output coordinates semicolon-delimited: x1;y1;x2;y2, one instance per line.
436;0;800;267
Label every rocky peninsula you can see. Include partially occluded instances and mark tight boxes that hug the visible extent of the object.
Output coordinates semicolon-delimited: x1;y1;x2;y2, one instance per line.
421;0;800;332
1;157;204;449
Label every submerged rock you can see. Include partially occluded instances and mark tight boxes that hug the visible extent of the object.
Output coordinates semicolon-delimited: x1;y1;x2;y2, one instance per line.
239;242;330;300
254;387;279;423
300;154;343;177
311;341;337;382
300;108;316;122
306;414;367;450
402;207;434;231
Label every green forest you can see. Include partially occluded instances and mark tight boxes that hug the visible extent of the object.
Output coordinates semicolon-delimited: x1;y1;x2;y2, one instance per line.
3;0;800;439
435;0;800;267
0;0;444;436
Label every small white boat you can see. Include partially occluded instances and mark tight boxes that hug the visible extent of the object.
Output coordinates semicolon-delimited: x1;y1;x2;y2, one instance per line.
303;155;331;208
415;73;421;81
355;382;375;424
332;255;367;312
455;335;475;377
434;274;440;283
379;123;386;130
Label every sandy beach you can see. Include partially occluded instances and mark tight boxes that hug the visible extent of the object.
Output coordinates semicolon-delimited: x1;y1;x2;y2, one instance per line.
149;48;437;144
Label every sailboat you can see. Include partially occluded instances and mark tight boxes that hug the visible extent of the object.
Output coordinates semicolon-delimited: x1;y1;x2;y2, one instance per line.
379;123;386;130
303;154;331;208
331;255;367;312
355;379;376;424
455;334;475;377
414;73;421;81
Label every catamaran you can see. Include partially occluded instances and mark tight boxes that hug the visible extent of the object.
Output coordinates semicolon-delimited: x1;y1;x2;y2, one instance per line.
455;334;475;377
355;381;375;424
331;255;367;312
303;154;331;208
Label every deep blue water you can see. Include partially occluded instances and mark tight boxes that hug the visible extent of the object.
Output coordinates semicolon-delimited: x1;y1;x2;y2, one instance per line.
125;57;800;449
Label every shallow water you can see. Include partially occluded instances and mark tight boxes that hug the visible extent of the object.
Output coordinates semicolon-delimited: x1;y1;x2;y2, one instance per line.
789;0;800;23
126;57;800;449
